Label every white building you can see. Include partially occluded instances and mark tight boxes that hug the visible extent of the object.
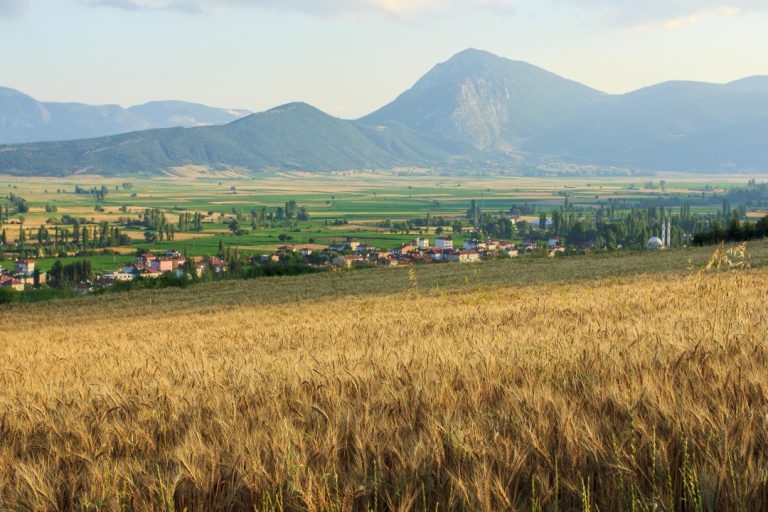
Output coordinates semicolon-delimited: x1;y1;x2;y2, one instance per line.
416;238;430;249
435;238;453;249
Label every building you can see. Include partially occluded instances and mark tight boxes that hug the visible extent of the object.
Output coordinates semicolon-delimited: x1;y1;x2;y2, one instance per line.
150;259;174;273
647;237;665;251
427;248;445;261
332;255;363;268
345;240;361;251
137;253;155;266
141;268;163;279
0;275;25;291
15;259;35;276
209;257;228;273
445;250;480;264
435;238;453;250
548;237;563;250
416;238;430;249
394;244;418;256
356;243;377;253
75;282;94;294
299;248;314;256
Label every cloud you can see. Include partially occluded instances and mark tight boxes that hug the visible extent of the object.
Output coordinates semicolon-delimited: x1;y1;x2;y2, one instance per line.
560;0;768;26
82;0;515;19
0;0;29;17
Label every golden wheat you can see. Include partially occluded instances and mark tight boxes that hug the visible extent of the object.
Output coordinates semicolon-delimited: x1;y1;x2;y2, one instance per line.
0;265;767;510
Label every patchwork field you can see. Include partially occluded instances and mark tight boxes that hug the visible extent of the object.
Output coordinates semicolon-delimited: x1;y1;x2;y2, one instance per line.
2;171;760;273
1;242;767;510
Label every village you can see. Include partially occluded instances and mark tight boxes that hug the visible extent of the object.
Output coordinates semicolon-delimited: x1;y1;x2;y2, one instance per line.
0;235;567;295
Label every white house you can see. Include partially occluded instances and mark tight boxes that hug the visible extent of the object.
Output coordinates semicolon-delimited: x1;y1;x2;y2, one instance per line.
15;259;35;276
416;238;430;249
435;238;453;250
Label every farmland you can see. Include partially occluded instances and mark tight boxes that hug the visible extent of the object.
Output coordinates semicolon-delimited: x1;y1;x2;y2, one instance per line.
1;171;763;274
1;240;767;510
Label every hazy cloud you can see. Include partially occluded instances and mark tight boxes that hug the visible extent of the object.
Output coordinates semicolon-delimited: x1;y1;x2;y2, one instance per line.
0;0;29;17
561;0;768;26
82;0;515;19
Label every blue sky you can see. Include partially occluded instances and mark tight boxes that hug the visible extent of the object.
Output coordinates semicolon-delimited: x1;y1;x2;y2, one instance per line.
2;0;767;118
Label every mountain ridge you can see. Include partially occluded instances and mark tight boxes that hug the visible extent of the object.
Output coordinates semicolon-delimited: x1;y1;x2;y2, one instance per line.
1;49;767;176
0;87;251;145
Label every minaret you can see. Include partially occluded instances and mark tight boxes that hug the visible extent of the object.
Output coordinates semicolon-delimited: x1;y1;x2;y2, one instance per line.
666;218;672;248
661;218;666;247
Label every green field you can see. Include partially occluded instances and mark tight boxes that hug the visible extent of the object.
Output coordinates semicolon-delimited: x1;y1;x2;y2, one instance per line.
1;171;766;274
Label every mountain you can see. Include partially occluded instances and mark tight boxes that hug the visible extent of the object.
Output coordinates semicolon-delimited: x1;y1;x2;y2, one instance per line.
1;49;767;176
127;101;251;129
0;87;149;144
361;48;604;152
0;88;250;144
526;77;768;171
0;103;451;176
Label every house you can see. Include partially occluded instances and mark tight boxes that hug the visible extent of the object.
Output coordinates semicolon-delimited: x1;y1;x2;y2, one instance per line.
416;238;430;249
299;247;314;256
260;254;281;263
445;250;480;263
463;240;480;251
484;240;499;252
124;263;145;275
332;255;363;268
165;249;182;259
150;258;174;273
277;245;295;253
382;257;400;267
503;249;519;258
18;273;46;286
366;252;389;263
141;268;163;279
548;237;563;250
356;243;377;253
435;238;454;250
75;282;93;294
137;253;155;266
209;257;228;273
176;263;205;278
345;239;361;251
426;248;445;261
0;275;24;292
15;259;35;276
394;244;418;256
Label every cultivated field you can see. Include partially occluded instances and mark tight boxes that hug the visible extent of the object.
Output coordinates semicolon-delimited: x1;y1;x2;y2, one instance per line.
2;172;759;272
1;243;767;510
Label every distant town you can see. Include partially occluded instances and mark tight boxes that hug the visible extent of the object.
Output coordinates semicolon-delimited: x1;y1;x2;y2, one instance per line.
1;235;564;296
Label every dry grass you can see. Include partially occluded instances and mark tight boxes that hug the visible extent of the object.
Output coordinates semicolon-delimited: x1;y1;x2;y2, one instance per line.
0;262;767;510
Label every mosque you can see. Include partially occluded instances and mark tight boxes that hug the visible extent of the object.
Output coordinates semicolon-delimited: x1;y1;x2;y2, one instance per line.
647;217;672;250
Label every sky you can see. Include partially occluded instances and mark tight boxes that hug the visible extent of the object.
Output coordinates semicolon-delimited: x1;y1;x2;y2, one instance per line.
1;0;767;118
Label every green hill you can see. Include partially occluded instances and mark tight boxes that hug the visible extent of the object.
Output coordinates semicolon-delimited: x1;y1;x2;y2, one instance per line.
0;103;451;176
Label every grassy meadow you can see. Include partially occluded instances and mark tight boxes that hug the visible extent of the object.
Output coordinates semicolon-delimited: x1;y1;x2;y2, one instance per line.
1;241;767;510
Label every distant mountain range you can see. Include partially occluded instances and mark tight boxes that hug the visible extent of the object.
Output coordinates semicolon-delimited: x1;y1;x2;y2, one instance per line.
0;87;251;144
1;48;767;176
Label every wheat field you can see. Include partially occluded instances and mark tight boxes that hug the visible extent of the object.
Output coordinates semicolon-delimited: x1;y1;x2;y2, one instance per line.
1;258;767;510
